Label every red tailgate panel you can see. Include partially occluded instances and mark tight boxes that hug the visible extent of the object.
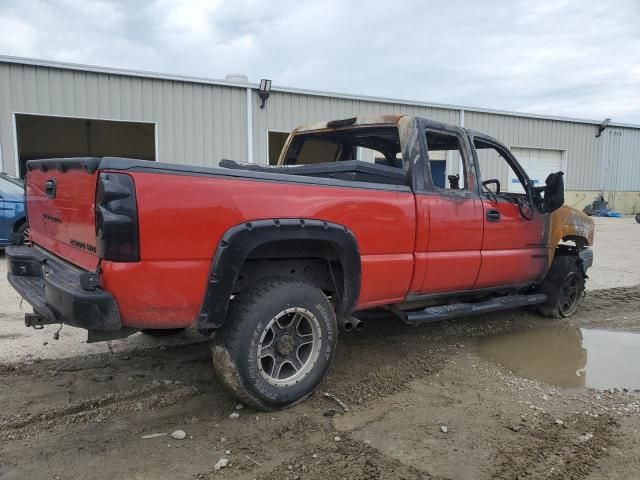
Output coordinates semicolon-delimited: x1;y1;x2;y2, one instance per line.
26;167;99;271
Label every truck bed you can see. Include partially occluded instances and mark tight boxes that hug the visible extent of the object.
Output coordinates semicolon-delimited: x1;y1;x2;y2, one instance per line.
218;159;407;186
21;155;416;329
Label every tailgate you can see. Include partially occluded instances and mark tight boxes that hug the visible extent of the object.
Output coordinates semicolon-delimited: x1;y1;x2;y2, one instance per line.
26;158;100;270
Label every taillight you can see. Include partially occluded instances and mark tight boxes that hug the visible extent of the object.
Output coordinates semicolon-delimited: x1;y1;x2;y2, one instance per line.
95;172;140;262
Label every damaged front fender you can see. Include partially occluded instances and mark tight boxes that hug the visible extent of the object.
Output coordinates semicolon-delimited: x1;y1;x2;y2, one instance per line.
546;206;595;268
549;206;594;247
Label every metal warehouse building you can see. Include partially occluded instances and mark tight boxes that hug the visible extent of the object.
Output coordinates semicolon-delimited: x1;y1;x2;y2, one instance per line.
1;55;639;213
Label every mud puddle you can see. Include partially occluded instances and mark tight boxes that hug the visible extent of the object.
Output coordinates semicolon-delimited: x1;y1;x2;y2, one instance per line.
477;325;640;391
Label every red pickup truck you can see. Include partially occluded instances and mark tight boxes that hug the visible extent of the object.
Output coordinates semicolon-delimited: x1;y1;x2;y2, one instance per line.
7;115;594;410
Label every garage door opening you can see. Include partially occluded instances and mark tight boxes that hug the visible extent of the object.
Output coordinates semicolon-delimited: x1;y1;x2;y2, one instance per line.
510;147;565;194
268;131;289;165
15;114;156;178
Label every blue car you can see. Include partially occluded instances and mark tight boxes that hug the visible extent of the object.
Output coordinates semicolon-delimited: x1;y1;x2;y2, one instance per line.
0;173;27;247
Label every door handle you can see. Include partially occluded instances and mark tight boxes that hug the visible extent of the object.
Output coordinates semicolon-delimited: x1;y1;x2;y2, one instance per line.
486;209;501;222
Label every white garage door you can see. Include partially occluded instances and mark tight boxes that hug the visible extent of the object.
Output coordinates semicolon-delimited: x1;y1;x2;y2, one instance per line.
509;147;564;193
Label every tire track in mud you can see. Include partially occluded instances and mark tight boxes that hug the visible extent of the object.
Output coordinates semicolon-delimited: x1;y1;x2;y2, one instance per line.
579;285;640;330
0;363;39;376
194;415;436;480
582;285;640;312
255;437;434;480
0;343;218;441
493;412;619;480
313;339;451;409
0;383;202;440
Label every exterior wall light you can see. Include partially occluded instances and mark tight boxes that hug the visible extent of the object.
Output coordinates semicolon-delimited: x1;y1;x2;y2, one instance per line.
259;79;272;109
596;118;611;137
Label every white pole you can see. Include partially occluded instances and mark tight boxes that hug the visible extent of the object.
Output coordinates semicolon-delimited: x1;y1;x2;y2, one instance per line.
459;109;465;182
246;87;254;163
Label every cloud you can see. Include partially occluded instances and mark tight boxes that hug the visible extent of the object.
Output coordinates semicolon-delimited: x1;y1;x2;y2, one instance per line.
1;0;639;123
0;15;38;56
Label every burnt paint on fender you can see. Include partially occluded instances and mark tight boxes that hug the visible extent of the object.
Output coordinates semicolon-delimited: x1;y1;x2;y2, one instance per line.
546;206;594;266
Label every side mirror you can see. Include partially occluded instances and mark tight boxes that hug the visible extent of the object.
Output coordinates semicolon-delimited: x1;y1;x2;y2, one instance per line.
482;179;501;194
537;171;565;213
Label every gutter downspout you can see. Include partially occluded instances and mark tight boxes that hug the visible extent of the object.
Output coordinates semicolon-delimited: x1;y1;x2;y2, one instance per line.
246;87;254;163
459;109;465;177
599;127;609;205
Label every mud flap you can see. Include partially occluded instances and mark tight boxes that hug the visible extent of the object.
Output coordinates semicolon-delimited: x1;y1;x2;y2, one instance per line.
578;248;593;277
87;328;139;343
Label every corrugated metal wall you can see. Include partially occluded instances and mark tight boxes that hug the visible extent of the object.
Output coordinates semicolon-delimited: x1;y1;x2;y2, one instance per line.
603;127;640;192
464;112;603;190
0;62;247;176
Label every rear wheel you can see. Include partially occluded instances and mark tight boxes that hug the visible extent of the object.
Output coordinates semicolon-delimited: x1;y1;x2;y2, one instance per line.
14;223;27;245
211;278;337;411
635;213;640;223
536;255;585;318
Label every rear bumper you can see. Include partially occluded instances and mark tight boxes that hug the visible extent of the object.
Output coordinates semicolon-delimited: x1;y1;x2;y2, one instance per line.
6;245;121;331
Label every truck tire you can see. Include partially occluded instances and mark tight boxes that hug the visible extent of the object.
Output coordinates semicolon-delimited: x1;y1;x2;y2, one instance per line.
14;223;27;245
536;255;585;318
211;278;337;411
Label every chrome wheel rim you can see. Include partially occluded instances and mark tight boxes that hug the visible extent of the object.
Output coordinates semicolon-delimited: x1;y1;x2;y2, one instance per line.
257;307;322;387
559;272;580;316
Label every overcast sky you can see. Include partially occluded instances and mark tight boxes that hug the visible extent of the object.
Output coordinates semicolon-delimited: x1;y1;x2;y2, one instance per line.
1;0;639;123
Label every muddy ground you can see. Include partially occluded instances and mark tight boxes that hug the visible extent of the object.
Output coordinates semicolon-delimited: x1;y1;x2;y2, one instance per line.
1;283;640;480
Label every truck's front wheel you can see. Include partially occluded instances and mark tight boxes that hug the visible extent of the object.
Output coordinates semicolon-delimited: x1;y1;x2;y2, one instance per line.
536;255;585;318
211;278;337;411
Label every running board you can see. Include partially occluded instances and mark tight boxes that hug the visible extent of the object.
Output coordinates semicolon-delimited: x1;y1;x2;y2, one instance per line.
402;293;547;325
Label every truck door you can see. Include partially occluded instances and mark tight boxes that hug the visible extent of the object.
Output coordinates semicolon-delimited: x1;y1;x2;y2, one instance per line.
472;137;547;288
416;126;484;293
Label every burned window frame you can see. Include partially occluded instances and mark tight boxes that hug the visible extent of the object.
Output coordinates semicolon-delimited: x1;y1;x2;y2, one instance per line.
417;121;478;196
472;136;532;199
423;129;470;192
281;126;403;168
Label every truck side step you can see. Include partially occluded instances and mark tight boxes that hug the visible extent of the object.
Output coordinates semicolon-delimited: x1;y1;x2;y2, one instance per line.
402;293;547;324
